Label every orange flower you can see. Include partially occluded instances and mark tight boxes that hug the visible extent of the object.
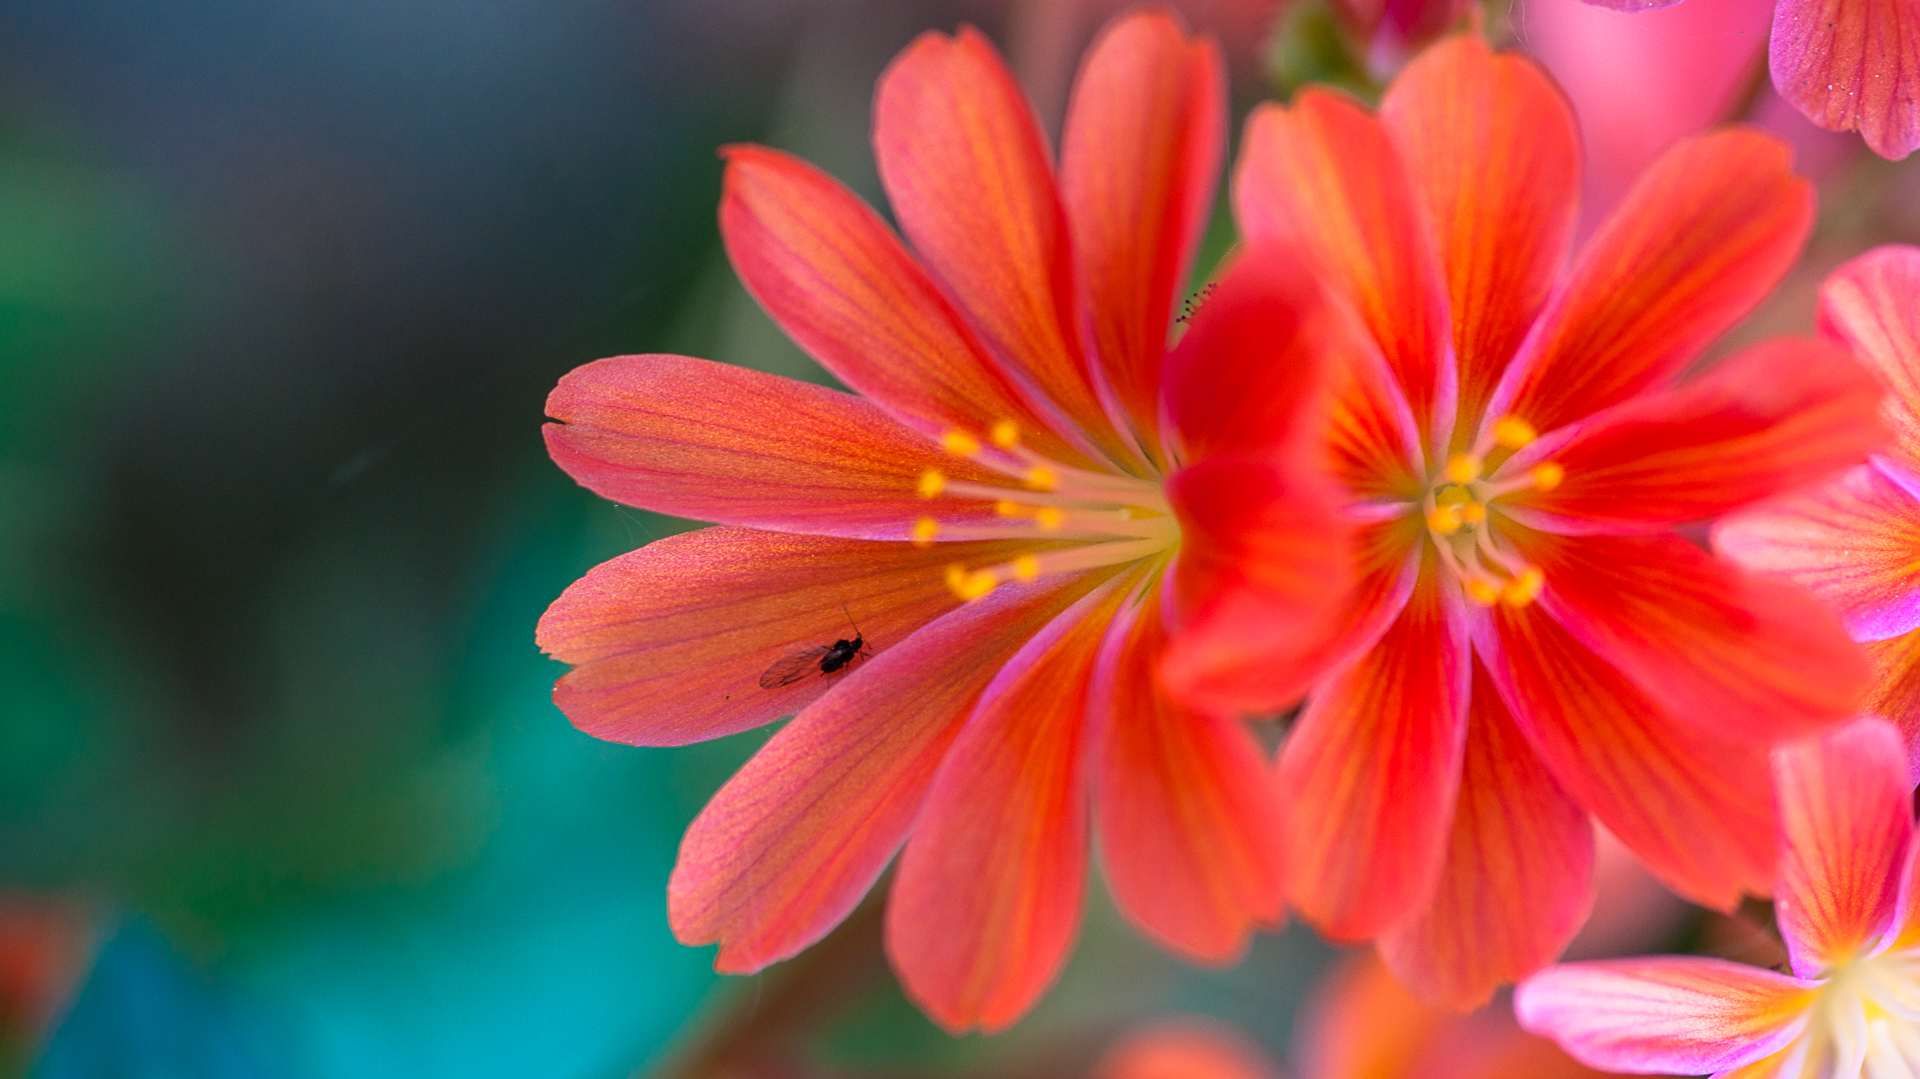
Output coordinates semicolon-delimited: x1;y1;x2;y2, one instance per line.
538;11;1354;1032
1220;33;1883;1009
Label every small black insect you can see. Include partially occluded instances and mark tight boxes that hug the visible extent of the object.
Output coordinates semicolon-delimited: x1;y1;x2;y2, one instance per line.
759;607;872;689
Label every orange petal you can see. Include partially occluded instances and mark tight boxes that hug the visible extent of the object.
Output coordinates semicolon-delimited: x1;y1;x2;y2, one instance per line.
1059;10;1225;454
1380;35;1580;429
539;528;1065;746
1095;1019;1282;1079
1511;336;1885;533
1236;90;1456;443
1491;128;1814;434
886;570;1138;1034
720;144;1098;469
1092;585;1285;963
1866;628;1920;751
874;27;1132;468
1378;660;1597;1012
1478;602;1775;909
544;353;1010;540
668;572;1102;973
1772;717;1913;975
1277;557;1470;939
1819;244;1920;467
1524;531;1868;746
1771;0;1920;160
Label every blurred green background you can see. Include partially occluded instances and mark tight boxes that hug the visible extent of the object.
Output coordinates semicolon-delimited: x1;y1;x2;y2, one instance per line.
0;2;1341;1076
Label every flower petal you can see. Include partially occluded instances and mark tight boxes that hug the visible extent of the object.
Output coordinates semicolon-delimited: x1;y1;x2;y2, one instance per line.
874;27;1132;468
544;353;1012;540
1477;602;1776;909
1092;585;1286;963
1379;35;1581;426
1490;129;1814;433
1378;660;1597;1011
886;571;1138;1034
1820;245;1920;466
1059;10;1224;453
1508;336;1885;534
1770;0;1920;160
1713;461;1920;642
1277;558;1470;939
720;144;1097;468
1772;716;1913;976
668;571;1102;973
1235;89;1456;443
539;528;1066;746
1159;451;1355;716
1515;958;1819;1074
1866;629;1920;751
1095;1020;1281;1079
1524;530;1868;745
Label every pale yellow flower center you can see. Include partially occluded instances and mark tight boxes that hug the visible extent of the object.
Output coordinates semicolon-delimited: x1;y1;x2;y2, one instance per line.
1799;948;1920;1078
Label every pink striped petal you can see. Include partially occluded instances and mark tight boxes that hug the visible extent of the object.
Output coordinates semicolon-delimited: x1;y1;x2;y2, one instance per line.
886;571;1138;1033
544;353;1011;540
1714;460;1920;642
1059;10;1224;452
1490;129;1814;434
1378;660;1596;1011
1770;0;1920;160
1773;717;1913;975
668;572;1101;973
1866;629;1920;751
1516;958;1819;1074
720;144;1096;469
1525;531;1868;746
1092;585;1286;963
874;27;1133;468
1277;560;1471;939
1477;602;1776;909
539;528;1060;746
1820;245;1920;467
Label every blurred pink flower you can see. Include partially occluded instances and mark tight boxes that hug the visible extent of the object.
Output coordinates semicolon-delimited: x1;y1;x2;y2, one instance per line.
1517;716;1920;1077
1096;1019;1284;1079
1231;30;1883;1010
1716;246;1920;756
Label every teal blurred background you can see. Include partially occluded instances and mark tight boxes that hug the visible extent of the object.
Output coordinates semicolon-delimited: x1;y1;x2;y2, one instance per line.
0;1;1337;1076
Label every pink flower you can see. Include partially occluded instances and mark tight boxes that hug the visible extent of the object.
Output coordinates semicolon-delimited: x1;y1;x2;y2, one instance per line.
1516;716;1920;1077
1717;246;1920;756
538;11;1355;1032
1229;31;1884;1009
1096;1019;1284;1079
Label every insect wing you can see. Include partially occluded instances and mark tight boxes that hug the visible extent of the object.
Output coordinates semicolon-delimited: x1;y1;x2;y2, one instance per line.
759;644;831;689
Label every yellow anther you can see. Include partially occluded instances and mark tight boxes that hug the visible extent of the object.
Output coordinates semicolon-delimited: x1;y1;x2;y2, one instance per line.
1465;578;1501;607
948;567;999;601
1493;415;1538;449
941;430;981;456
990;420;1020;449
1012;554;1040;581
1024;466;1057;491
946;563;968;592
911;517;939;547
1530;462;1565;492
1502;566;1545;607
1034;506;1065;530
1426;507;1462;536
995;500;1022;517
1456;501;1487;524
918;470;946;498
1444;453;1483;484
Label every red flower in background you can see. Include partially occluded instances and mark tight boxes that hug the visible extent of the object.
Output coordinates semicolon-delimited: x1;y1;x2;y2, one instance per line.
1226;32;1882;1009
539;11;1354;1032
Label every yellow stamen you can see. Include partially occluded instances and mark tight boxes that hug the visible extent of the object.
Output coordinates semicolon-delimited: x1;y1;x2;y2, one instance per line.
911;517;939;547
1024;466;1057;491
1426;507;1462;536
1456;501;1487;524
990;420;1019;449
945;563;968;593
918;470;946;498
1444;453;1483;484
1011;554;1040;581
1502;566;1545;607
947;566;999;600
994;500;1021;517
1530;462;1565;491
941;430;981;457
1034;506;1065;530
1493;415;1537;449
1465;578;1501;606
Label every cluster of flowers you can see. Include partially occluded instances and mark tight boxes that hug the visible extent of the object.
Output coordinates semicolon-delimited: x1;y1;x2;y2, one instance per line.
537;3;1920;1073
